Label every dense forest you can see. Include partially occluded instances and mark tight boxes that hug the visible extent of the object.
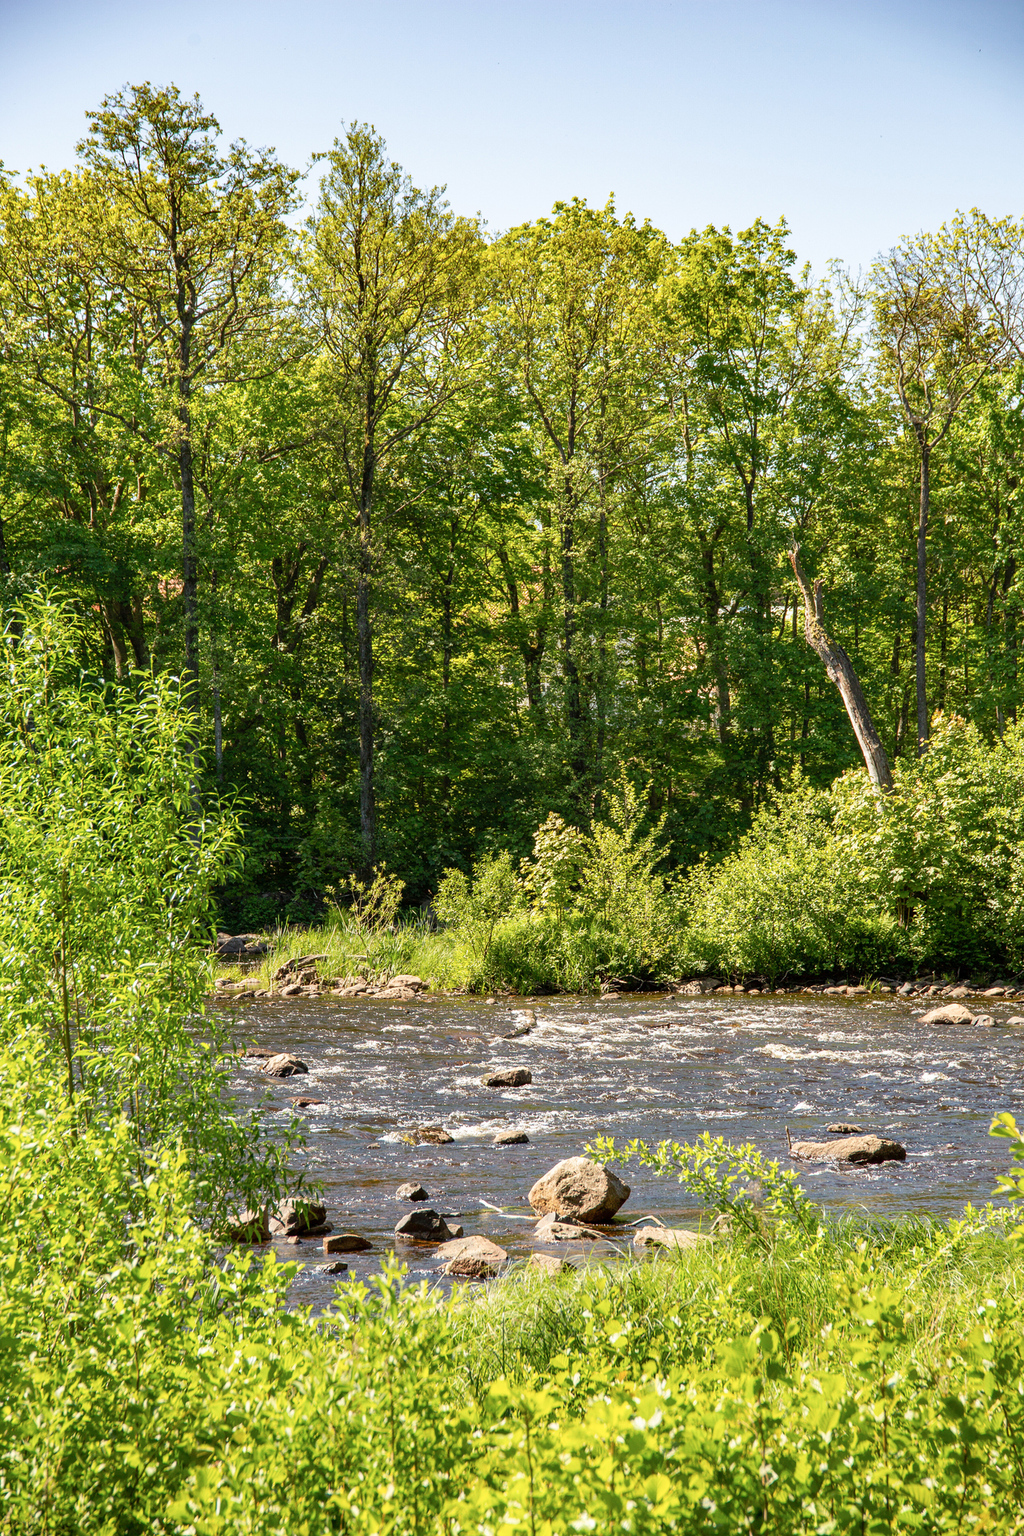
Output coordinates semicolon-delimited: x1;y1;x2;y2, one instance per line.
2;83;1023;932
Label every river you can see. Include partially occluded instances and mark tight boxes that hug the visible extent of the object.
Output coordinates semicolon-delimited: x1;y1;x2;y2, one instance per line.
218;990;1024;1306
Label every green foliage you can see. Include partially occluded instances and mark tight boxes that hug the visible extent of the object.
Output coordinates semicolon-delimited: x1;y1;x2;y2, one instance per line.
0;595;294;1227
679;774;898;982
591;1129;822;1243
833;714;1024;969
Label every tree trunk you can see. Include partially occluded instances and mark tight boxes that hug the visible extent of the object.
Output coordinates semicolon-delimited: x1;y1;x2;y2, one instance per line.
560;480;587;794
357;436;376;865
789;546;893;790
916;443;929;754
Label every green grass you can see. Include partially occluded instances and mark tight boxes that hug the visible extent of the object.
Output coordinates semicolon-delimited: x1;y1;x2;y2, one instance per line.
450;1209;1023;1398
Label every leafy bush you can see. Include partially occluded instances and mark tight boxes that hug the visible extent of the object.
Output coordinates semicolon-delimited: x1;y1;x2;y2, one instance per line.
677;775;898;983
0;595;294;1228
832;714;1024;971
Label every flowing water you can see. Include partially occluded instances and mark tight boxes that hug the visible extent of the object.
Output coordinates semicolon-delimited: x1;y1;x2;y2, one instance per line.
218;990;1024;1307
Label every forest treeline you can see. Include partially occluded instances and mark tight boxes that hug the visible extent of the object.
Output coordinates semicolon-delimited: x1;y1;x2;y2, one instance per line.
3;82;1024;924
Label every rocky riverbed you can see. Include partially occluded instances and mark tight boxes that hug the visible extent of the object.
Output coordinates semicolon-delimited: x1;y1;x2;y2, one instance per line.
216;988;1024;1310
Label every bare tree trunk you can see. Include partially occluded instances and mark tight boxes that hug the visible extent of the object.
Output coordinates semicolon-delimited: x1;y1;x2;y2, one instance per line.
790;546;893;790
916;444;929;754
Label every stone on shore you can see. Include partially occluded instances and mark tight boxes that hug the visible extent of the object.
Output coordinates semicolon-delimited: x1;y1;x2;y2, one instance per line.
394;1208;457;1242
633;1226;711;1251
533;1212;601;1241
528;1156;630;1223
481;1068;532;1088
529;1252;576;1276
790;1134;906;1165
395;1181;430;1200
917;1003;974;1026
436;1235;508;1278
324;1233;373;1253
216;932;268;959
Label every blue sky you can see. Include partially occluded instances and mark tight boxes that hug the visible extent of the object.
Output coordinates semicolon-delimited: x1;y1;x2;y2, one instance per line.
1;0;1022;275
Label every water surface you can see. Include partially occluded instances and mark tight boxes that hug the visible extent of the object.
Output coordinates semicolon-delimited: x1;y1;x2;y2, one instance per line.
218;991;1024;1306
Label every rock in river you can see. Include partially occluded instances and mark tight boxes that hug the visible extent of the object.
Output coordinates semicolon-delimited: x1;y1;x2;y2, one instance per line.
394;1208;458;1242
481;1068;532;1088
225;1206;270;1242
529;1252;576;1276
436;1235;508;1278
263;1053;309;1077
790;1134;906;1165
324;1233;373;1253
395;1181;430;1201
494;1130;530;1145
269;1197;327;1237
534;1212;600;1241
528;1156;630;1223
405;1125;455;1145
916;1003;974;1026
633;1226;711;1251
826;1122;864;1134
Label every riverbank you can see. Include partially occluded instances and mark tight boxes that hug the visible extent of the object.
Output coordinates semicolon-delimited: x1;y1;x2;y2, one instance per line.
212;925;1024;1005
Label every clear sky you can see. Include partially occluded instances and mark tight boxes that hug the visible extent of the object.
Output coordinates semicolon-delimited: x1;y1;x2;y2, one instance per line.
1;0;1023;275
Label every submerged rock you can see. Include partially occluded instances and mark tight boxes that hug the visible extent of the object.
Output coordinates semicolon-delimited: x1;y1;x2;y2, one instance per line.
826;1122;865;1134
528;1156;630;1223
315;1260;348;1275
790;1134;906;1165
533;1212;601;1241
405;1125;455;1145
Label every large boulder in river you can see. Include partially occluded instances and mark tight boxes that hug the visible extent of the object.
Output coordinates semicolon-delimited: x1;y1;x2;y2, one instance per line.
916;1002;974;1025
790;1134;906;1165
528;1156;630;1223
263;1053;309;1077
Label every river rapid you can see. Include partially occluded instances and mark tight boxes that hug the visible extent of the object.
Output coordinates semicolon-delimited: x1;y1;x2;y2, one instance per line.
218;990;1024;1307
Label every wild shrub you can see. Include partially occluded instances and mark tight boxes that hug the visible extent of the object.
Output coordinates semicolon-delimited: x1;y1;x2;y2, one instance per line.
677;775;896;982
832;714;1024;970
